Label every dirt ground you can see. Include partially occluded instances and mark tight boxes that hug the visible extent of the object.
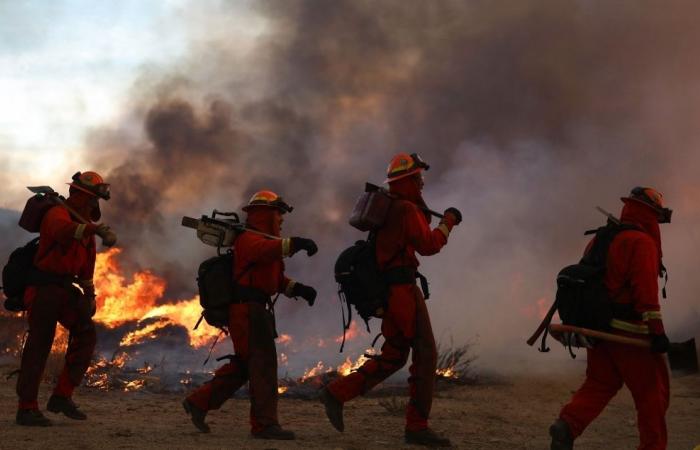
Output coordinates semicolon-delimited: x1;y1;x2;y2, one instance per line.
0;366;698;450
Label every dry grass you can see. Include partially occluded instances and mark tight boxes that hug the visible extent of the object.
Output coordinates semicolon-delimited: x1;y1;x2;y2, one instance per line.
435;337;478;384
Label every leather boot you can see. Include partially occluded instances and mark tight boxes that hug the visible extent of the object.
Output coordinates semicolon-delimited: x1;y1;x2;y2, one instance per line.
405;428;452;447
47;395;87;420
251;424;296;440
182;399;210;433
319;388;344;432
16;409;52;427
549;418;574;450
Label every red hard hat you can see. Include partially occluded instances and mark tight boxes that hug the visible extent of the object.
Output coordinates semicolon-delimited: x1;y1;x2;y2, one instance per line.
384;152;430;184
621;186;672;223
67;171;110;200
242;190;293;213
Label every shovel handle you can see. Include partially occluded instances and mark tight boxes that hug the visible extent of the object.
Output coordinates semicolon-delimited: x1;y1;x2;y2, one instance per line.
549;324;650;348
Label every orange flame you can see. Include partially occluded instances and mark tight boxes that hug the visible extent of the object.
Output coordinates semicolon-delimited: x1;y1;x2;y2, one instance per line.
91;248;219;348
335;321;360;344
277;334;293;346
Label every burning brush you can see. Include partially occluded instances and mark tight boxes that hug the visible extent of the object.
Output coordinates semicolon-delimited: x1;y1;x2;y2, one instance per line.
435;338;478;384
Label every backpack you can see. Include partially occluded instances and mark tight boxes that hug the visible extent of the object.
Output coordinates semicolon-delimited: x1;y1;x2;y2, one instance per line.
196;251;236;329
335;235;390;336
536;221;640;353
2;238;71;311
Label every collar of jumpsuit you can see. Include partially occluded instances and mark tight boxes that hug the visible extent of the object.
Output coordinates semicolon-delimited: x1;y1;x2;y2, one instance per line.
389;176;431;222
620;199;663;259
245;207;281;237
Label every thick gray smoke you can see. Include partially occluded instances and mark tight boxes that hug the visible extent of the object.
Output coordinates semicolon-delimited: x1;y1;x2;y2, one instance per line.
81;0;700;372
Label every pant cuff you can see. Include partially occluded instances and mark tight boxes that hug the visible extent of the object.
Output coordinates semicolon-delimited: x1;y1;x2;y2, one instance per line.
18;400;38;410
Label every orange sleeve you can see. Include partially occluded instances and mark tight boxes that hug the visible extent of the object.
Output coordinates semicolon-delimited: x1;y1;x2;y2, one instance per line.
628;236;664;334
404;204;452;256
237;233;286;264
42;206;98;245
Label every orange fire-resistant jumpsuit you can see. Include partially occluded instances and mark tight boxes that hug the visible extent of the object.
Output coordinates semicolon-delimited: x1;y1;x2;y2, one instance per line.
559;200;670;450
186;210;298;433
18;204;98;410
326;179;457;432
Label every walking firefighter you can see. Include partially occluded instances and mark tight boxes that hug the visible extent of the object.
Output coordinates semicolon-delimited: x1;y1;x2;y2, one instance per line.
183;190;319;440
320;153;462;447
549;187;674;450
9;172;116;426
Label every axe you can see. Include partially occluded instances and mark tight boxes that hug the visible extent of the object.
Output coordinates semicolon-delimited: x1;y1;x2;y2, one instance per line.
549;323;699;375
27;186;117;247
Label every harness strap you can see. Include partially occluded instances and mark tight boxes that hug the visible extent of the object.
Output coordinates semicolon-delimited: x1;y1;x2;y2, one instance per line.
202;329;226;366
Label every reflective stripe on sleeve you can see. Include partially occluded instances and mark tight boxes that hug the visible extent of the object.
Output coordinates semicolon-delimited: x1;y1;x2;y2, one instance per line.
642;311;663;321
437;223;450;239
285;280;296;297
74;224;86;240
281;238;291;257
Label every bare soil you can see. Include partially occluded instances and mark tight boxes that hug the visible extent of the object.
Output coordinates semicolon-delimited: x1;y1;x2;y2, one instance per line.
1;365;698;449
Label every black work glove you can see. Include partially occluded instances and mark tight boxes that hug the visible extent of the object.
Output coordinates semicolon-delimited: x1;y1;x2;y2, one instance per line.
291;282;317;306
650;334;670;354
290;237;318;257
444;207;462;225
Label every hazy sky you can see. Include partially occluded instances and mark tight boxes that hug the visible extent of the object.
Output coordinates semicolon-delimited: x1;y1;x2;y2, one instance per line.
0;0;258;206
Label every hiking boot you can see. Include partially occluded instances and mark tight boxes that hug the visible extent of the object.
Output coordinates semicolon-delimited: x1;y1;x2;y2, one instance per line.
405;428;452;447
182;398;210;433
16;409;52;427
46;395;87;420
549;418;574;450
251;424;296;440
319;387;344;432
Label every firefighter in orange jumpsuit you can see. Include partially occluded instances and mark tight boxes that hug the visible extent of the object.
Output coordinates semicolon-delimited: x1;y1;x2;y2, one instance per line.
320;153;461;447
16;171;115;426
550;187;673;450
183;190;318;440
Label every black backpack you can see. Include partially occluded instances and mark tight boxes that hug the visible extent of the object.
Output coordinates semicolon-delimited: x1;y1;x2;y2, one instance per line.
335;235;390;335
196;251;236;329
1;238;71;311
536;222;640;353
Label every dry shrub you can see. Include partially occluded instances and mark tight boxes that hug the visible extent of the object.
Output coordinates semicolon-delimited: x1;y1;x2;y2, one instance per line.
435;337;478;385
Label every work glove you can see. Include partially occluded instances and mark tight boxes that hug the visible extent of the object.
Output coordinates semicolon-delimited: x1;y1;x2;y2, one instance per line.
291;282;317;306
290;237;318;257
650;333;670;354
96;224;118;247
443;207;462;225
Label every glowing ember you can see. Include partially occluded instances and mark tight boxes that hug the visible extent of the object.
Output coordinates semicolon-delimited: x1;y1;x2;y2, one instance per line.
123;379;146;392
278;352;289;366
277;386;288;394
136;363;154;375
436;367;458;379
277;334;293;346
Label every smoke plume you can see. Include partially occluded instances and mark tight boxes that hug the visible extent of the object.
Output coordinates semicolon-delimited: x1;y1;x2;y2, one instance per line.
81;0;700;371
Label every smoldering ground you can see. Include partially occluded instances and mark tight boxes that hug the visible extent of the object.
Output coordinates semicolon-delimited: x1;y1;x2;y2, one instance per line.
6;0;699;372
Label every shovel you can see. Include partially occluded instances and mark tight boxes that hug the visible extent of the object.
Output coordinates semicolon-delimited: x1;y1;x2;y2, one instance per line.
549;323;699;376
